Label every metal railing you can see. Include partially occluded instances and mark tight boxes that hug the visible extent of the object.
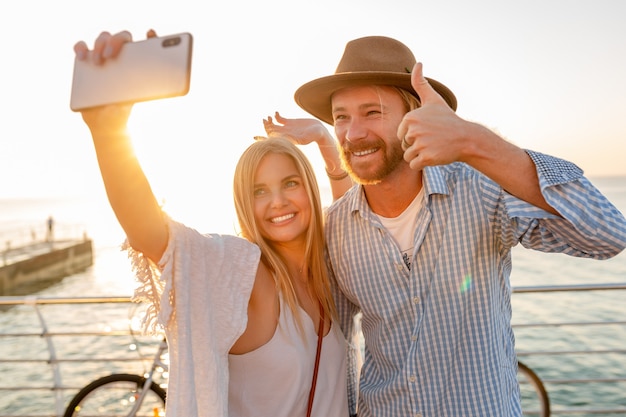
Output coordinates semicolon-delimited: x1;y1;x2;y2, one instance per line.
0;296;163;417
1;223;89;255
510;283;626;416
0;284;625;417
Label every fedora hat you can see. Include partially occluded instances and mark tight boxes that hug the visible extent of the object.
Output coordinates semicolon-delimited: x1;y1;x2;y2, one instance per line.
294;36;457;125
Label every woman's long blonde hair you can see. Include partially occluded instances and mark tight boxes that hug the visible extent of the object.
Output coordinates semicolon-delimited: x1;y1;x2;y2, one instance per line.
233;137;336;329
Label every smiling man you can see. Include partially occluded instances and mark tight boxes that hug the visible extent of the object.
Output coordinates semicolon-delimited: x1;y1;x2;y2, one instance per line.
293;36;626;417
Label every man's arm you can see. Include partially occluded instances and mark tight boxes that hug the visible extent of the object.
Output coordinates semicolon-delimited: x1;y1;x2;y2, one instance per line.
399;63;558;215
262;112;353;201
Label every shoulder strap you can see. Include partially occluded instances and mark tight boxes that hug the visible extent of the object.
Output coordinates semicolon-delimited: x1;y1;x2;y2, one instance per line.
306;306;325;417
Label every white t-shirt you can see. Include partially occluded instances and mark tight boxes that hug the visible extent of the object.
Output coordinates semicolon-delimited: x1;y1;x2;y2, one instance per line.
377;188;424;270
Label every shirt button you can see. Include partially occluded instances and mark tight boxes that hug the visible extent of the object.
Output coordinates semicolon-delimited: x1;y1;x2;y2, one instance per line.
411;335;417;341
412;296;420;304
415;414;423;417
409;375;416;383
396;263;404;272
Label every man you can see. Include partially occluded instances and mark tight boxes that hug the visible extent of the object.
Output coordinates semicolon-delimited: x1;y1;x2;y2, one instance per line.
293;36;626;416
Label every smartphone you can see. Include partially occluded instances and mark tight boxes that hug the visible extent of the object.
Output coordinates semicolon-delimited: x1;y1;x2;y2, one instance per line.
70;33;193;111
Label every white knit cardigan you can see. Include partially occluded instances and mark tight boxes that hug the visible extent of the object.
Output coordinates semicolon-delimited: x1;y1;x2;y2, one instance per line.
126;219;260;417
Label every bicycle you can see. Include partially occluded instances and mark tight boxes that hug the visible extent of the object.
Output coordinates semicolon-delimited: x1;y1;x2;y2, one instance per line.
517;360;550;417
63;336;168;417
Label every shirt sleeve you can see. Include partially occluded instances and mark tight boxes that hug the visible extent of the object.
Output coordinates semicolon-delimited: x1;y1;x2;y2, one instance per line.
126;219;260;339
498;150;626;259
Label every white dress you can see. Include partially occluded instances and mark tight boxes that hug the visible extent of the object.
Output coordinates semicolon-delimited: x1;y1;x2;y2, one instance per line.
229;295;348;417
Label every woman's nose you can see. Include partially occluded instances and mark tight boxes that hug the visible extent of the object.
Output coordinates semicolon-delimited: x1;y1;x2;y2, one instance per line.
270;190;288;207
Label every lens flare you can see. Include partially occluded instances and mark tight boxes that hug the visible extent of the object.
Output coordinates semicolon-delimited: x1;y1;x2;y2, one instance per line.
459;274;472;294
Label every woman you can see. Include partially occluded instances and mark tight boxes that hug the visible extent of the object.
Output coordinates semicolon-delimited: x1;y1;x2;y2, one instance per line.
75;31;352;417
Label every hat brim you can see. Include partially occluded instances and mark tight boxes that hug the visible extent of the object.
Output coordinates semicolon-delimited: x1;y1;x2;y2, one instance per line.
295;72;457;125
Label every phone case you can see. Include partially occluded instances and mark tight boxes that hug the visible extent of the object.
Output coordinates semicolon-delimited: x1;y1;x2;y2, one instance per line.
70;33;193;111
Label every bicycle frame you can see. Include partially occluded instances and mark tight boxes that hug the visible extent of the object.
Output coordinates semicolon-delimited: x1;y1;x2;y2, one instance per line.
126;337;169;416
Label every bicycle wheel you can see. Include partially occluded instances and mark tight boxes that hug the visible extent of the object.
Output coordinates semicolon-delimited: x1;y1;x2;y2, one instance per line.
517;361;550;417
64;373;166;417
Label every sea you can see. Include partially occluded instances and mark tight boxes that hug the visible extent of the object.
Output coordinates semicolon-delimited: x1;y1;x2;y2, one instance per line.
1;176;625;416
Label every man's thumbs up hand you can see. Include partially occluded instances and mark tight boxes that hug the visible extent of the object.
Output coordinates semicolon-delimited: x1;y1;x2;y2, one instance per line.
398;62;466;170
411;62;448;108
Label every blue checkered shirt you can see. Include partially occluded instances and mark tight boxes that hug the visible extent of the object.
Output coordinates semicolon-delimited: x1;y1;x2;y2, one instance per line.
326;151;626;417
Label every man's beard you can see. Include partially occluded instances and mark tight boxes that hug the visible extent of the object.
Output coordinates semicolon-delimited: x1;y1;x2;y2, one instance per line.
341;138;405;185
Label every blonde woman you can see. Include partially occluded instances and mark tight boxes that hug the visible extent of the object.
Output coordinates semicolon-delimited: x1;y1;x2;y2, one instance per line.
74;31;354;417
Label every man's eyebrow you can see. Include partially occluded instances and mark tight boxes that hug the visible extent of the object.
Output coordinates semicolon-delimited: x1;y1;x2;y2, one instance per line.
332;102;386;114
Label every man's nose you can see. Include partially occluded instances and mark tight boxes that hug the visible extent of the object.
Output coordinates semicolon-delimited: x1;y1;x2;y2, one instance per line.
344;118;368;143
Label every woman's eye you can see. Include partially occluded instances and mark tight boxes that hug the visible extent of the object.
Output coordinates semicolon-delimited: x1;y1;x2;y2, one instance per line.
253;188;266;197
285;180;299;188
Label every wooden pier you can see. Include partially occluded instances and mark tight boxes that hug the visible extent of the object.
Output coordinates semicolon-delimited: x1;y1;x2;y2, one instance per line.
0;238;93;295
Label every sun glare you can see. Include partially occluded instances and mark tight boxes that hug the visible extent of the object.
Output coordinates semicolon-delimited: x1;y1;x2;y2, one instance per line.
125;100;241;235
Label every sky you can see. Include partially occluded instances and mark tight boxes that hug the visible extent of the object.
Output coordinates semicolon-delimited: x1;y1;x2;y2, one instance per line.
2;0;626;231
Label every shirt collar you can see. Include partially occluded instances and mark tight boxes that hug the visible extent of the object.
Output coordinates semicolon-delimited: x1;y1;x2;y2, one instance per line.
422;165;452;196
350;165;452;214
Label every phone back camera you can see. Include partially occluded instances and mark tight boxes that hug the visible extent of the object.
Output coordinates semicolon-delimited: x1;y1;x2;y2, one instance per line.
162;37;181;48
